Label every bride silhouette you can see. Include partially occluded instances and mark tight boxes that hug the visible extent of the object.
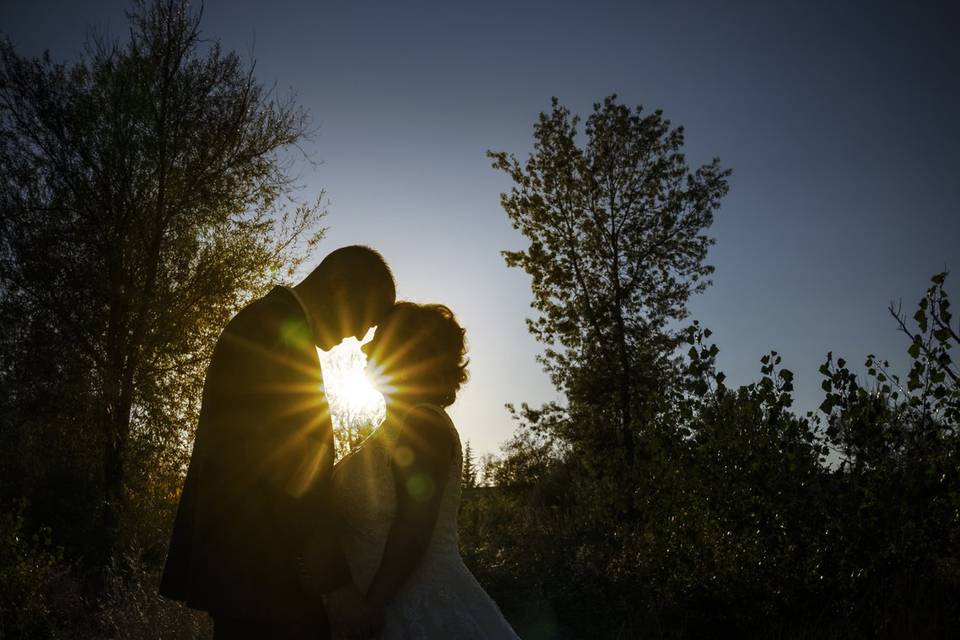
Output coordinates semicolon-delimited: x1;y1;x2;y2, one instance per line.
329;302;518;638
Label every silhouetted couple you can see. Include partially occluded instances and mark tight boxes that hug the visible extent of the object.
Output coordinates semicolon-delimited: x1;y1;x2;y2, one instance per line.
160;246;517;639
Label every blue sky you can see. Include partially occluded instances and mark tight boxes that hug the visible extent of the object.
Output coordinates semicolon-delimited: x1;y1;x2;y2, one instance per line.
3;0;957;457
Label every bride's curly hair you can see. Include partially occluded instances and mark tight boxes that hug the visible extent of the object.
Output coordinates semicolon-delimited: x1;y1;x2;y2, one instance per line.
376;302;468;407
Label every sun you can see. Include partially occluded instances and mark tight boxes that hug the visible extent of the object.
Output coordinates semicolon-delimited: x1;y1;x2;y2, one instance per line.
337;362;384;415
317;329;386;432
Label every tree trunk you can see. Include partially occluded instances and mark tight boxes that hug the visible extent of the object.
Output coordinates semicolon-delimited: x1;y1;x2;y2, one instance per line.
100;365;135;569
609;218;634;467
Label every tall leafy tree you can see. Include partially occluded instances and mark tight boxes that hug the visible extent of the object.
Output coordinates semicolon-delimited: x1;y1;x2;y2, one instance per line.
488;95;730;461
0;0;325;563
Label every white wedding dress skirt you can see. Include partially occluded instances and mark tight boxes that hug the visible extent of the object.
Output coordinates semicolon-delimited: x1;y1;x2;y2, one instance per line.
331;406;519;639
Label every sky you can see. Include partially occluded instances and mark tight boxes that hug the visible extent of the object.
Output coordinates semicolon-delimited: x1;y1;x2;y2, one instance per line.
2;0;957;458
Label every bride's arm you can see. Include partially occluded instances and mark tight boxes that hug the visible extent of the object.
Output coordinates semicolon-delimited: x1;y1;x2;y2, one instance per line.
365;406;455;607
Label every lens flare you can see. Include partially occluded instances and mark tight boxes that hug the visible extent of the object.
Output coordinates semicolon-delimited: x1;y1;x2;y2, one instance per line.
318;331;385;432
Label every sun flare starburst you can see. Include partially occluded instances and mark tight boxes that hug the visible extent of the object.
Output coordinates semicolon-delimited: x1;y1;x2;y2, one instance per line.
318;333;386;433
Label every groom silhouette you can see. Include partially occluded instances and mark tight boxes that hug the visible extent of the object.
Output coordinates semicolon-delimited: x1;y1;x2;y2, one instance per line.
160;246;396;639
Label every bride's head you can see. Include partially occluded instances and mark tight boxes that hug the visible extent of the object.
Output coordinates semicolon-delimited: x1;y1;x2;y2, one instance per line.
363;302;468;408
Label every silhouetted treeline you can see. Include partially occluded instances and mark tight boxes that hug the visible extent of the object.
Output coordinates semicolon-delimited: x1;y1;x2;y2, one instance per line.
457;94;959;638
460;281;959;637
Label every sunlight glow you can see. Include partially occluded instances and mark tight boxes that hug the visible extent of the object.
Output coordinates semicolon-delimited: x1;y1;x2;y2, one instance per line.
318;328;386;432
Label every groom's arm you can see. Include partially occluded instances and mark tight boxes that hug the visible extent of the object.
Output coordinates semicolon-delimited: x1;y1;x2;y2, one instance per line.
364;407;455;607
212;304;380;635
216;304;354;594
296;469;353;595
253;322;355;595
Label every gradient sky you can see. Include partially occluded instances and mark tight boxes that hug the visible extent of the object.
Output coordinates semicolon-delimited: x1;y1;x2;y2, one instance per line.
3;0;957;457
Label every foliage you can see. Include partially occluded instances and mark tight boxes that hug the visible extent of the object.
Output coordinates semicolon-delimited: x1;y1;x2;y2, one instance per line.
461;271;960;638
0;0;325;568
95;549;212;640
0;2;326;636
462;440;478;489
0;501;69;639
464;95;960;639
813;272;960;633
488;95;729;470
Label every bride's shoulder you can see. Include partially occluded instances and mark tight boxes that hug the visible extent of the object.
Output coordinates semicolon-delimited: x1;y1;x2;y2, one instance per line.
405;403;452;422
396;404;459;455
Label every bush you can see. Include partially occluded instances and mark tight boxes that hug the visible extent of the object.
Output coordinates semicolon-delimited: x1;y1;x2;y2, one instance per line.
95;549;212;640
0;501;71;638
459;273;960;638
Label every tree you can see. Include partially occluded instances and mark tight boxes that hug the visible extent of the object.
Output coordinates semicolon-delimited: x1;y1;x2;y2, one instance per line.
488;95;729;467
470;96;732;635
461;440;477;489
461;272;960;637
0;0;325;564
816;272;960;614
474;97;958;636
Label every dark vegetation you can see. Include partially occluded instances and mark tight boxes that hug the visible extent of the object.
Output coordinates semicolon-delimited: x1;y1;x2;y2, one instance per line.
0;1;321;636
1;2;956;638
460;97;959;639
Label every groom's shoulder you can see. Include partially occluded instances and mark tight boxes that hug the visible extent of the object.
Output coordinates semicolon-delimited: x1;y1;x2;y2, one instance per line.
221;288;298;344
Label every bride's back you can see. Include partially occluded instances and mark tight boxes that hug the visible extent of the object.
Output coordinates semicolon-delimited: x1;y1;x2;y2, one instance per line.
333;404;464;590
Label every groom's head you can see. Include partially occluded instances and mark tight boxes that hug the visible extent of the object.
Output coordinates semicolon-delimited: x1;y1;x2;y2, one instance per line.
298;245;396;350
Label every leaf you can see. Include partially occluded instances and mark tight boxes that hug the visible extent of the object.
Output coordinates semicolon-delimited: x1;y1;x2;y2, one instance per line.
943;309;954;324
908;341;921;359
915;308;928;332
820;397;835;414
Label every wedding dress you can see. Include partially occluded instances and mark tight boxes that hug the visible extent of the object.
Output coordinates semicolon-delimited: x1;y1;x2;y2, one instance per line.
331;404;519;639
